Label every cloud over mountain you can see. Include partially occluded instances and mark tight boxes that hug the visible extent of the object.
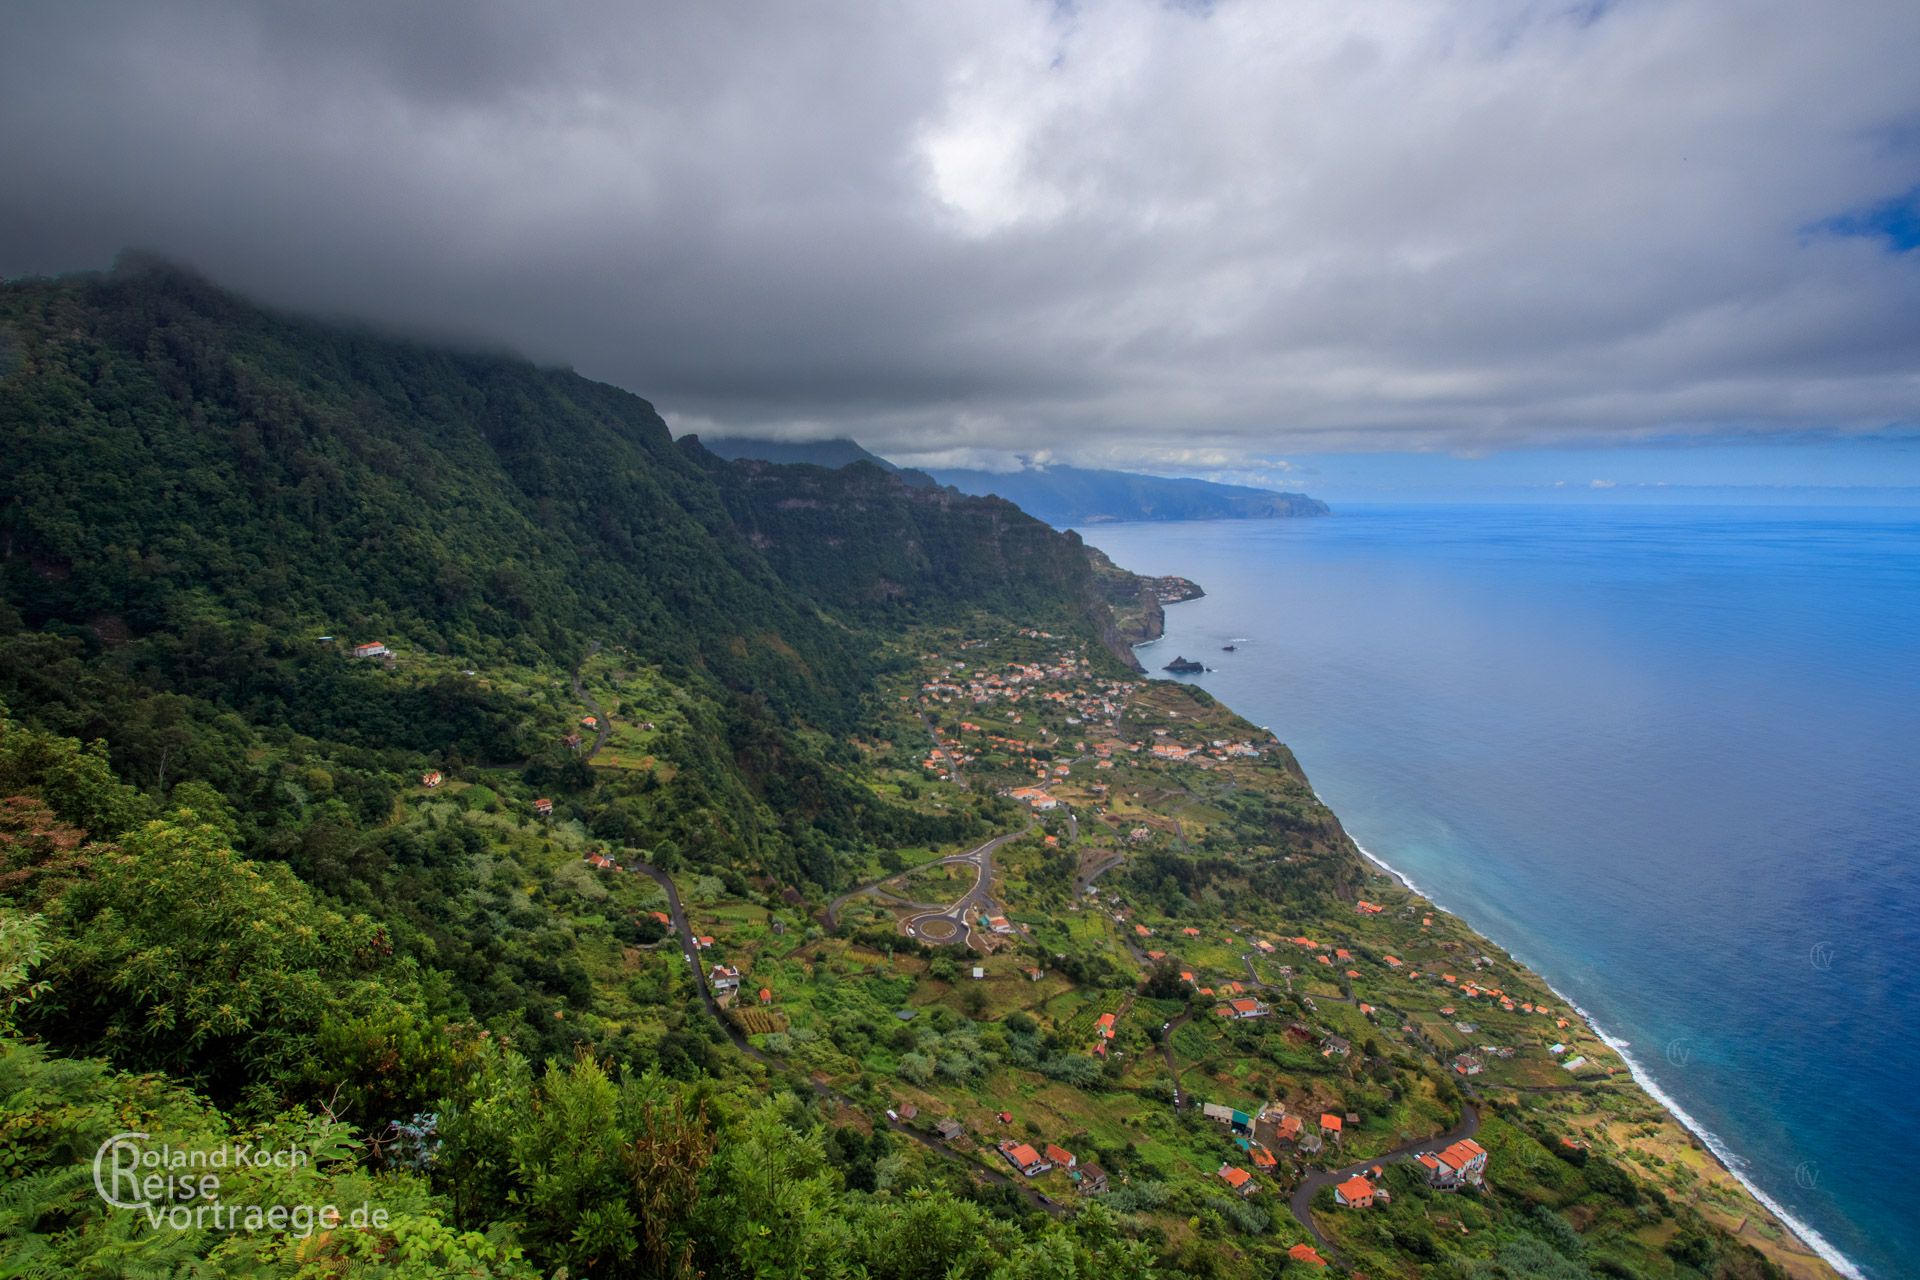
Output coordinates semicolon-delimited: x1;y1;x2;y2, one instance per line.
3;0;1917;465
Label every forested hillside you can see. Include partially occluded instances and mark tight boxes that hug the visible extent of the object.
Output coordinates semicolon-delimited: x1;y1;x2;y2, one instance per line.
0;262;1820;1280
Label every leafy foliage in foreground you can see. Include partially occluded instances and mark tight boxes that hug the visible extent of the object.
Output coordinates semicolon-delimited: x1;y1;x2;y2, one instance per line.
0;263;1813;1278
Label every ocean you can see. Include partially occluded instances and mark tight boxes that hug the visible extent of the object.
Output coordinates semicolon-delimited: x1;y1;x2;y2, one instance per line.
1086;505;1920;1280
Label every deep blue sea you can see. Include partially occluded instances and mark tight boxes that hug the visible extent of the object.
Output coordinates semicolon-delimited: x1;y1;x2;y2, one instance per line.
1087;505;1920;1280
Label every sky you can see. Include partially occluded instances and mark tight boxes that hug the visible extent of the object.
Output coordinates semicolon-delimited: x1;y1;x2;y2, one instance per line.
3;0;1918;500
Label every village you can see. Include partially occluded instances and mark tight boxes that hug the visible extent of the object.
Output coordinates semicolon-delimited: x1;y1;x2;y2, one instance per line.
387;622;1786;1276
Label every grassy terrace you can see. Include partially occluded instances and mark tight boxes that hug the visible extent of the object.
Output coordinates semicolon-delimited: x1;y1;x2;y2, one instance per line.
535;622;1836;1278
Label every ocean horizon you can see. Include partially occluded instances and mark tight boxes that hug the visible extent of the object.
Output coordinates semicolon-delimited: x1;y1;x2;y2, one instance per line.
1087;504;1920;1280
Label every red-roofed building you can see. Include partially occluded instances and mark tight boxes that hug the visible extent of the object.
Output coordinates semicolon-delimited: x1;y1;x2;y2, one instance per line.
1334;1174;1376;1208
1320;1113;1343;1136
1418;1137;1488;1188
1289;1242;1328;1267
1044;1144;1076;1170
1217;1164;1255;1195
998;1141;1052;1177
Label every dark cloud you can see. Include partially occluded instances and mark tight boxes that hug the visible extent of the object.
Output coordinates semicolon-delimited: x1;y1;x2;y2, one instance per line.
3;0;1918;466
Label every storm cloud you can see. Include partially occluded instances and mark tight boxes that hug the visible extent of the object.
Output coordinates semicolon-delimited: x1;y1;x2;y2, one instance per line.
3;0;1917;466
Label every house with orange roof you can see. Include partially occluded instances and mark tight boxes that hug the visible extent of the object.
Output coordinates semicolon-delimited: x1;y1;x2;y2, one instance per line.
1384;955;1403;967
758;987;773;1005
1319;1113;1343;1138
1095;1012;1116;1038
1044;1143;1077;1170
997;1140;1052;1177
1334;1174;1375;1208
1182;926;1201;937
1249;1144;1277;1169
1219;997;1268;1020
421;770;443;788
1217;1164;1255;1196
1288;1243;1328;1267
1416;1137;1488;1189
532;797;553;816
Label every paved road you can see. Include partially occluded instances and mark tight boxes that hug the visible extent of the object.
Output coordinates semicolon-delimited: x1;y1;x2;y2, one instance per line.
1286;1097;1481;1261
570;642;612;760
628;858;1065;1216
1158;1012;1192;1113
901;823;1032;948
1072;850;1125;898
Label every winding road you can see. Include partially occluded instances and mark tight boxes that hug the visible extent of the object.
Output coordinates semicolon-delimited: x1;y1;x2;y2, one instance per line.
570;643;612;760
1286;1096;1482;1262
628;857;1066;1216
826;824;1034;947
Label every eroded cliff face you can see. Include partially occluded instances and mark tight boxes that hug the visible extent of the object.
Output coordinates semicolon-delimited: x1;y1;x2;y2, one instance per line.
1080;544;1204;648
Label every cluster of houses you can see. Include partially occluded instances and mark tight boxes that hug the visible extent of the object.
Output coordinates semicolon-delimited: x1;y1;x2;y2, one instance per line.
994;1138;1108;1195
1328;1137;1488;1215
1091;1010;1117;1056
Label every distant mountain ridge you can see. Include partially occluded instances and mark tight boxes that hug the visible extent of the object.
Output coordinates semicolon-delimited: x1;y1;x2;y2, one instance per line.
697;435;937;487
930;463;1329;525
695;435;1329;527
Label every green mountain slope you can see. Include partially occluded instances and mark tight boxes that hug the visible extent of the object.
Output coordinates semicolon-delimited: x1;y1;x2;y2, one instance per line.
0;262;1827;1280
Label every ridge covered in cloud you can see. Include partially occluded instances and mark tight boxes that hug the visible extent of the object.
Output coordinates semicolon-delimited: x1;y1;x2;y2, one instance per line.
3;0;1917;464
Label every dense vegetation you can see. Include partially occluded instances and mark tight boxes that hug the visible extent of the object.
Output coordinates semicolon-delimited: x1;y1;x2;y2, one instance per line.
0;262;1820;1279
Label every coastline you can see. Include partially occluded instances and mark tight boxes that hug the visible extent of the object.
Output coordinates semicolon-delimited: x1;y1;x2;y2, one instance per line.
1131;619;1862;1278
1342;821;1865;1280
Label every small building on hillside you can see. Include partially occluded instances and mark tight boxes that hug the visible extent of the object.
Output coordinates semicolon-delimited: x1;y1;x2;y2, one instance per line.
421;770;443;788
1044;1144;1076;1170
1334;1174;1376;1208
708;965;741;995
1320;1113;1343;1141
532;797;554;816
1289;1243;1328;1268
1217;1164;1255;1197
1075;1162;1109;1195
997;1141;1052;1178
349;642;391;660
